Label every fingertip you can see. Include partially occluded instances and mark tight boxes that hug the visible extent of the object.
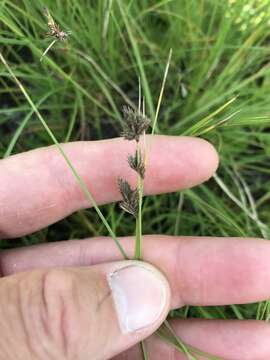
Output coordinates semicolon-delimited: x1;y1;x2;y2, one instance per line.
147;136;219;191
191;137;219;182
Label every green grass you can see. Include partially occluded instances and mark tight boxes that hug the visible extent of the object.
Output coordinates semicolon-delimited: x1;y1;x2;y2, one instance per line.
1;0;270;358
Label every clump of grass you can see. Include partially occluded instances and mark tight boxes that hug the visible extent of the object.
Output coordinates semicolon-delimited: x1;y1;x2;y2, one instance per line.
1;1;270;359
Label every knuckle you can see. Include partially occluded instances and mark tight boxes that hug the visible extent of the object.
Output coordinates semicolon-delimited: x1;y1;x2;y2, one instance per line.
0;269;106;360
8;269;81;359
39;269;81;357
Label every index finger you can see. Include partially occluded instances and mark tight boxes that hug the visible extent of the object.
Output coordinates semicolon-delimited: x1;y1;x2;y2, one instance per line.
0;135;218;238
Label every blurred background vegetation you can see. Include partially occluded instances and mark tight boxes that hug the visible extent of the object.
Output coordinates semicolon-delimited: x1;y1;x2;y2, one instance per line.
1;0;270;339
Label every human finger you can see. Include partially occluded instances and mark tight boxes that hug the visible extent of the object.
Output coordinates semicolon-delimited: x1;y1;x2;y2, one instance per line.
0;261;170;359
0;136;218;238
114;319;270;360
2;235;270;307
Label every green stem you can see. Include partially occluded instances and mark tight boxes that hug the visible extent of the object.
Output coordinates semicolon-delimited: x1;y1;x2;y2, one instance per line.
140;340;148;360
40;39;57;62
135;142;143;260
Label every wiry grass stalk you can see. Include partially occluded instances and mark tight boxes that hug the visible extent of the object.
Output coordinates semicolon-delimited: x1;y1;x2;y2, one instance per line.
40;39;57;62
135;141;143;259
174;192;184;236
0;52;128;260
157;320;223;360
134;79;147;358
4;91;53;157
182;96;238;136
213;173;269;238
151;48;173;135
134;100;145;260
144;48;172;167
73;49;135;109
140;340;149;360
133;48;170;257
102;0;114;41
117;0;155;120
133;48;172;260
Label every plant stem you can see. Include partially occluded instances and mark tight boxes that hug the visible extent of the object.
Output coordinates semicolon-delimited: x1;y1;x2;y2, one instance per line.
151;48;172;135
157;320;223;360
40;39;57;62
140;340;148;360
135;141;143;260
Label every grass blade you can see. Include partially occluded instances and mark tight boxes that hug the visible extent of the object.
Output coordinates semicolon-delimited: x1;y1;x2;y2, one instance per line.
0;51;128;259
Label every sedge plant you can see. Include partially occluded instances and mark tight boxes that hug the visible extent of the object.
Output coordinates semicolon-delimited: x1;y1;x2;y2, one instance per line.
0;49;214;360
2;1;270;358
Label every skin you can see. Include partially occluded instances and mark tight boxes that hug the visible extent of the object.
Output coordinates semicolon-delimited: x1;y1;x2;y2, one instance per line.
0;135;270;360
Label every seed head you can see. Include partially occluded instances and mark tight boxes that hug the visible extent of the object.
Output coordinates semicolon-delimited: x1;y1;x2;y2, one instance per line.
44;7;71;41
128;149;145;179
121;106;150;142
118;178;139;217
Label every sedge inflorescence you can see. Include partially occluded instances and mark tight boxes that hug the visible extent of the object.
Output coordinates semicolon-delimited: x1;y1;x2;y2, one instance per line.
118;105;150;218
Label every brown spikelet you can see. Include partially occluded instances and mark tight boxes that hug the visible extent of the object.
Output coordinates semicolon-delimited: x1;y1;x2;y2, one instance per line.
121;106;150;142
128;149;145;179
44;7;71;41
118;178;139;217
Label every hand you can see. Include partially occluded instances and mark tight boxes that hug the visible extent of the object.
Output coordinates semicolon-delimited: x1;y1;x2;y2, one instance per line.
0;135;269;360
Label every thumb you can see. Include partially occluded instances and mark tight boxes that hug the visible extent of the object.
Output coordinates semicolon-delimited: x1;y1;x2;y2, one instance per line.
0;260;171;360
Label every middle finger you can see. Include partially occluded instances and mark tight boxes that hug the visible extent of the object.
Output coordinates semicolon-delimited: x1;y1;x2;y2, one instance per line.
1;235;270;307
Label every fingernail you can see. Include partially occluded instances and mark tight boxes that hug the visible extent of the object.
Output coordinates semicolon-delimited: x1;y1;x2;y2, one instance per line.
108;261;170;333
